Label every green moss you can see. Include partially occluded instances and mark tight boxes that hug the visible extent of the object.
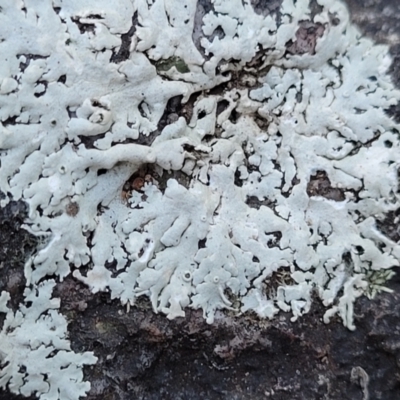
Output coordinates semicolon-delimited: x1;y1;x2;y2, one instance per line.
155;57;190;73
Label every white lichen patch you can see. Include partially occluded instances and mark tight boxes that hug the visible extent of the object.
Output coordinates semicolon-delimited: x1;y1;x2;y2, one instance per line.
1;0;400;396
0;282;97;399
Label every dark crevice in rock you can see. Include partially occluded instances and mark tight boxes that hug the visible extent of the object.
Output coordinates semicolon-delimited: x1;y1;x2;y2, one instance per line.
286;21;325;56
216;99;229;116
71;17;96;34
2;115;18;126
57;74;67;84
198;238;207;249
307;170;345;201
246;195;276;210
0;392;37;400
309;0;324;18
78;132;107;149
126;94;195;148
375;209;400;243
250;0;283;17
17;54;47;73
264;265;294;294
122;163;191;201
234;169;243;187
192;0;214;59
33;80;48;98
0;197;39;317
266;231;282;248
110;12;138;63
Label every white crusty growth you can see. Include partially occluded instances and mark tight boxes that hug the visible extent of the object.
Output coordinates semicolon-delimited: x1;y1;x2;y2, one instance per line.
0;0;400;397
0;282;97;399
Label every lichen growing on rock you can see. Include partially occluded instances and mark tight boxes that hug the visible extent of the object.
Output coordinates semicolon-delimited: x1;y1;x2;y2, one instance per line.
0;0;400;397
0;281;97;400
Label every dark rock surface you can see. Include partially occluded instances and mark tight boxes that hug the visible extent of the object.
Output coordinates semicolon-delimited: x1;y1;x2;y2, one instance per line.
1;1;400;399
345;0;400;122
56;273;400;400
0;200;38;317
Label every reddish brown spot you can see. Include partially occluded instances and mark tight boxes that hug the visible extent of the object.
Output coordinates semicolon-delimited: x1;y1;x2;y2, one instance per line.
66;201;80;216
131;177;145;191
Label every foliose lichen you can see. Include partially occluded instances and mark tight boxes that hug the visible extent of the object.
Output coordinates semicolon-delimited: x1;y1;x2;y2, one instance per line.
0;0;399;398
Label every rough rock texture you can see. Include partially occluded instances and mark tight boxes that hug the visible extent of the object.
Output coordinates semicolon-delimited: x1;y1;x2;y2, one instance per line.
1;1;400;399
0;199;38;317
51;274;400;399
2;269;400;400
346;0;400;121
